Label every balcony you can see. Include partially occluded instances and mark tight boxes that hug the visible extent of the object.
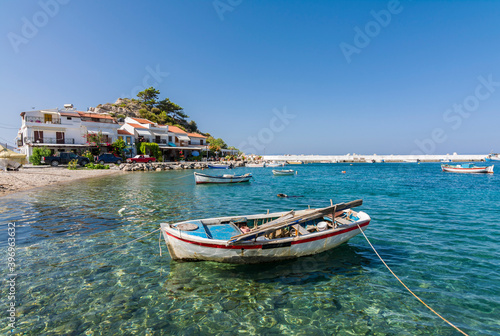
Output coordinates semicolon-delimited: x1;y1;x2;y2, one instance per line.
26;137;75;144
25;116;61;124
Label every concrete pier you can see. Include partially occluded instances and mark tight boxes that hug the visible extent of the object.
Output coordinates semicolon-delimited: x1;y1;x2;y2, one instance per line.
262;153;487;163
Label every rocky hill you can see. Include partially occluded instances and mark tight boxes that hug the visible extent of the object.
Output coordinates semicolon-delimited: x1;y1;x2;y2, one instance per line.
89;98;141;119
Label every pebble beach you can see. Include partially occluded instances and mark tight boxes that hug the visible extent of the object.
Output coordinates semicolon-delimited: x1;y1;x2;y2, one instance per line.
0;167;123;197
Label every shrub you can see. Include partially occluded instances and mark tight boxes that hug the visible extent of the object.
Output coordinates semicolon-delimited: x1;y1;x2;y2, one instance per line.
29;147;52;165
85;163;109;170
83;150;95;163
139;142;160;160
67;159;78;170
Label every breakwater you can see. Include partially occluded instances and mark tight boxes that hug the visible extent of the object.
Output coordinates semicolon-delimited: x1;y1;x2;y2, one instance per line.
263;153;487;163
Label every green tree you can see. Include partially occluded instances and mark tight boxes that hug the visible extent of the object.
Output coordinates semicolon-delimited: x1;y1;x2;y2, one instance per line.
207;137;227;157
29;147;52;165
137;87;160;108
112;138;127;158
186;120;198;133
157;98;188;122
139;142;161;160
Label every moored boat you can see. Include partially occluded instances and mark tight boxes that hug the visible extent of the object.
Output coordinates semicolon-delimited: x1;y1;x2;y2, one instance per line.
272;169;295;176
160;199;370;264
246;162;266;167
208;163;233;169
441;163;494;174
287;160;303;164
485;153;500;162
194;172;252;184
266;161;286;167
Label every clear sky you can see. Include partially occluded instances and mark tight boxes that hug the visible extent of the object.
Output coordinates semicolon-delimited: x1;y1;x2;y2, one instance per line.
1;0;499;155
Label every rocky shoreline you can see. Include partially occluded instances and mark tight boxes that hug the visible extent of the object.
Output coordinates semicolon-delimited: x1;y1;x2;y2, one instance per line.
118;161;245;171
0;162;244;197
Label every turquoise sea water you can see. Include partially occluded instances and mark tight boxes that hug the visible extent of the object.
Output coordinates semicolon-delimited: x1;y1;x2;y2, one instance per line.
1;163;499;335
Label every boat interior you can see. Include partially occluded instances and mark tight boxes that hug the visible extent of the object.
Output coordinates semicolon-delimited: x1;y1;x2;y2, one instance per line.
171;210;361;241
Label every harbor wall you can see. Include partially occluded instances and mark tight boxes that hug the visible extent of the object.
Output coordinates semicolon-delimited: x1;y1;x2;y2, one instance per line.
262;154;488;163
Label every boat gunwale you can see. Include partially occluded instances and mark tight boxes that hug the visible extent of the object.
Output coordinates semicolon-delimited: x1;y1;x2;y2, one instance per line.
160;210;370;249
194;172;251;179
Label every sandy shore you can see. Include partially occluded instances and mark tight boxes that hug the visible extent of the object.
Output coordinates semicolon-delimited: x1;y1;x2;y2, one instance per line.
0;167;123;197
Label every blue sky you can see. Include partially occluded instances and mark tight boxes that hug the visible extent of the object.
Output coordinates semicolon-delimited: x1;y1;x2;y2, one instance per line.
1;0;499;155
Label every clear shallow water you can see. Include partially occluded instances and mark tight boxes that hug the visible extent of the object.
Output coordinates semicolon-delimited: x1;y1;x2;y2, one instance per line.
1;163;499;335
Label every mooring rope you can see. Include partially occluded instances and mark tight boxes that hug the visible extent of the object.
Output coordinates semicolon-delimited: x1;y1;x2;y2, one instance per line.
56;228;161;265
356;223;469;336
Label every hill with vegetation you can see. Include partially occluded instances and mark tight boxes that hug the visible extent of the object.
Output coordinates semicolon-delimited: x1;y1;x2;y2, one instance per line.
89;87;239;155
90;87;199;133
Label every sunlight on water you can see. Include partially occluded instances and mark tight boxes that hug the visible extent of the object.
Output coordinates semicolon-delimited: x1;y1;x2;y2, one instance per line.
1;164;499;335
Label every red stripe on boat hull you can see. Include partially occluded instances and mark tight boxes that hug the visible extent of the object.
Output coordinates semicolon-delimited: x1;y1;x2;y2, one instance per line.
165;221;370;249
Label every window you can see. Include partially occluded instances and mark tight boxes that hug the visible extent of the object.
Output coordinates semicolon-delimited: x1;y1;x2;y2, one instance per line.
200;140;204;145
168;136;172;142
34;130;43;143
67;117;72;120
44;114;52;123
118;136;123;140
56;132;65;144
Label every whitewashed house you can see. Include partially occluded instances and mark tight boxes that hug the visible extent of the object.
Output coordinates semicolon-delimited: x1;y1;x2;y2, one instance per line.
17;106;88;157
78;111;120;148
17;104;122;158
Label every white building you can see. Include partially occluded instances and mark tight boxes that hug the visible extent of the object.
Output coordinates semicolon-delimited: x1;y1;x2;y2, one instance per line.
17;107;88;157
120;118;207;161
78;111;120;145
17;105;121;157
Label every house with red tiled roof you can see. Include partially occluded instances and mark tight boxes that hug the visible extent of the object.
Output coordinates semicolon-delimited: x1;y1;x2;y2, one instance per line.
78;111;120;147
187;133;207;147
119;117;208;161
129;117;155;125
16;104;121;157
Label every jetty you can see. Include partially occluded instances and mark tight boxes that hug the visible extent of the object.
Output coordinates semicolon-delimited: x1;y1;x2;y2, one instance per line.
262;153;486;163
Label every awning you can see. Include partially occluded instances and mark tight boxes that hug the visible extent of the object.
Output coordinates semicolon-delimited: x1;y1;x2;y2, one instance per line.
176;135;190;141
152;132;167;136
136;129;153;136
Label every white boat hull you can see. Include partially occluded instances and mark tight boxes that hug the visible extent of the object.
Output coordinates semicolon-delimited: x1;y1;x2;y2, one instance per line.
246;163;265;167
161;210;370;264
272;169;295;176
194;172;252;184
441;165;494;174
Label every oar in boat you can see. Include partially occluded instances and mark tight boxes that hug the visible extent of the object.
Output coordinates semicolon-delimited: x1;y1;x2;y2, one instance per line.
227;199;363;245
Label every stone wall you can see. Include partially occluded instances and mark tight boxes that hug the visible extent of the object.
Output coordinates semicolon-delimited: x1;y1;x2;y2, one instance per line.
119;161;245;171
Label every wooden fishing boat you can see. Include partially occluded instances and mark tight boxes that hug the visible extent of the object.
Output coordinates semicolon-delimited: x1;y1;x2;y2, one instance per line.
207;163;233;169
441;163;494;174
194;172;252;184
287;160;303;164
272;169;295;176
246;162;266;167
160;199;370;264
485;153;500;162
266;161;286;167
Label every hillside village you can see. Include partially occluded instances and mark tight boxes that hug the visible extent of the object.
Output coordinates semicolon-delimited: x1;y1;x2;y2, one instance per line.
15;88;238;163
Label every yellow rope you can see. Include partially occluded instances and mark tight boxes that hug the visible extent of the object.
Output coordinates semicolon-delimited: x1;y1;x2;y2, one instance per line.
356;223;469;336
